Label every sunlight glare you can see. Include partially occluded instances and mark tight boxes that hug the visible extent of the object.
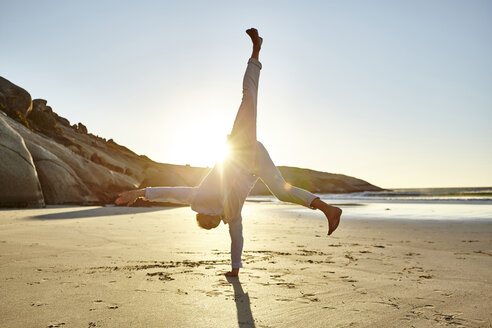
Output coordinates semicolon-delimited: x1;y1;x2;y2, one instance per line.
167;116;231;167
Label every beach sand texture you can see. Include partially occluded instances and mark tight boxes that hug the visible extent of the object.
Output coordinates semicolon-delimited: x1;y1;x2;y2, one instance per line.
1;204;491;327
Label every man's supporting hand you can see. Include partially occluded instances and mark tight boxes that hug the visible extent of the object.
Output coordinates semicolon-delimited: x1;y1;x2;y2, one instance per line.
225;268;240;277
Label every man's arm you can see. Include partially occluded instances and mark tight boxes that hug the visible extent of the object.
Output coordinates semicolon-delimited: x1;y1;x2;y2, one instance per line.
144;187;196;204
226;215;244;277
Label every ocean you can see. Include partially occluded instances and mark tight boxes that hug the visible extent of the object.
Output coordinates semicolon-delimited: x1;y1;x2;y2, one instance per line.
248;187;492;221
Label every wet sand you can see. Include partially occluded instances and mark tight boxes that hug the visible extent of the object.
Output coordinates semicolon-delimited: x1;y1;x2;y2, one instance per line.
1;204;491;327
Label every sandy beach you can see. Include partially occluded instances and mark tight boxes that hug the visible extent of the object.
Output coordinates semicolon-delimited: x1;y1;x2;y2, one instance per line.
1;203;491;328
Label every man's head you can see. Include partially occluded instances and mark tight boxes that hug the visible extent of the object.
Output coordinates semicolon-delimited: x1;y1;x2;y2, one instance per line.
196;213;222;230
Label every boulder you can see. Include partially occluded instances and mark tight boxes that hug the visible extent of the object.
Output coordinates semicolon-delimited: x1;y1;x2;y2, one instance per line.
24;140;97;204
0;76;32;118
5;115;139;204
54;114;70;127
77;123;87;134
0;116;44;207
27;99;59;137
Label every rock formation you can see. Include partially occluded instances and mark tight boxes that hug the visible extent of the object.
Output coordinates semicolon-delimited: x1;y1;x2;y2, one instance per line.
0;116;44;207
0;77;32;118
0;76;383;207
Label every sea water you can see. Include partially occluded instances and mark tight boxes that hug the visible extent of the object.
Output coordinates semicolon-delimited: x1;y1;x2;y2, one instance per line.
248;187;492;221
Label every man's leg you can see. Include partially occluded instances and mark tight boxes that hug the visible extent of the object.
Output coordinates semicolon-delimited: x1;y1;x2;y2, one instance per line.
228;28;263;169
254;142;342;235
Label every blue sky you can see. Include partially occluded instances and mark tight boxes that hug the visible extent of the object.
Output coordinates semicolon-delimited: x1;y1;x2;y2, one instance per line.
1;0;491;188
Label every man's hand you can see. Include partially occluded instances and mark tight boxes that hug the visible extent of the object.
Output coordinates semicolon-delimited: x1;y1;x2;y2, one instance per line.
115;189;145;206
225;268;239;277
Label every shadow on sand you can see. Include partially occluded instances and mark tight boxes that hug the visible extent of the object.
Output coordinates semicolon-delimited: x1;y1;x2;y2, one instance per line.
226;276;256;328
28;206;176;220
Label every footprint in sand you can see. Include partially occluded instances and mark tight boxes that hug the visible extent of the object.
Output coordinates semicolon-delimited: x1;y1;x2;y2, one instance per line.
205;290;222;297
344;252;357;262
176;289;188;295
418;274;433;279
474;250;492;256
48;322;65;328
31;301;47;307
91;299;119;311
300;293;319;302
26;281;41;285
146;272;174;281
248;274;261;279
434;313;466;326
276;282;296;289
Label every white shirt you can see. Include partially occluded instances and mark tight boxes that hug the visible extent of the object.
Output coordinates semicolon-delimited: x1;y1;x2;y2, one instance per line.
191;158;258;223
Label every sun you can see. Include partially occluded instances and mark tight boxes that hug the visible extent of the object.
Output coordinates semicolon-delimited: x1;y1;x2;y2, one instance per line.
215;141;230;162
168;116;231;167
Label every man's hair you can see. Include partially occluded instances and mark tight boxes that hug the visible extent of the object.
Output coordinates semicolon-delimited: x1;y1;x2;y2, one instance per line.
196;213;221;230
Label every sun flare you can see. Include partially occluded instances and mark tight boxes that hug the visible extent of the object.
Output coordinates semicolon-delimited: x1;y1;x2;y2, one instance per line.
167;117;231;167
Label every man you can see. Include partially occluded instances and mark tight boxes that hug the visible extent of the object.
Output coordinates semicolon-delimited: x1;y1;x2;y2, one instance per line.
115;28;342;277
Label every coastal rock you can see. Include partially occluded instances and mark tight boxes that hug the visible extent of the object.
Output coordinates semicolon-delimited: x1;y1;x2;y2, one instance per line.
0;116;44;207
77;123;87;134
27;99;59;137
5;115;140;204
0;76;32;118
24;140;96;204
55;114;70;127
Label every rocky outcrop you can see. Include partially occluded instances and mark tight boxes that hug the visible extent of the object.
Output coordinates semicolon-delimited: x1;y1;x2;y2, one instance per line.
76;123;87;134
0;76;383;207
0;116;44;207
6;115;140;204
24;140;96;204
27;99;60;137
0;77;32;118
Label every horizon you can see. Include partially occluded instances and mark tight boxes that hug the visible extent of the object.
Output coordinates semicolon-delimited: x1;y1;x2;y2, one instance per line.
2;0;491;189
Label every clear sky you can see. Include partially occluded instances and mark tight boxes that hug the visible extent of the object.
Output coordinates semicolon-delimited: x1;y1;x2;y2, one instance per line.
2;0;491;188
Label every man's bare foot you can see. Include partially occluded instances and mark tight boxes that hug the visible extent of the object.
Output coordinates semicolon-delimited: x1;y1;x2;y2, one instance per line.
310;198;342;235
246;28;263;49
324;205;342;235
225;268;239;277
